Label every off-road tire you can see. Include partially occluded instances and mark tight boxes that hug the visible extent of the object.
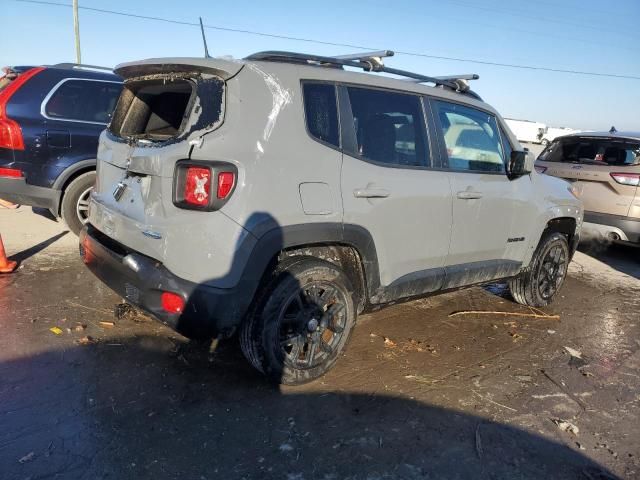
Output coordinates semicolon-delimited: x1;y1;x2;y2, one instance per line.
240;256;357;385
509;232;569;307
61;172;95;235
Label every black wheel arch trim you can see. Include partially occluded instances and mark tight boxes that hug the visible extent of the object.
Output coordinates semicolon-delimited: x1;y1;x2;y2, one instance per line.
545;216;579;259
52;159;97;191
240;222;381;308
51;159;97;214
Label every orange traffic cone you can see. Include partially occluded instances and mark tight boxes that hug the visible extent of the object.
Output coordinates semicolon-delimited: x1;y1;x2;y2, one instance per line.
0;234;17;273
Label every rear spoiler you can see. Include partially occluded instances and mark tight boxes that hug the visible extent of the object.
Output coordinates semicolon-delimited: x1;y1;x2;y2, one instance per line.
114;57;244;81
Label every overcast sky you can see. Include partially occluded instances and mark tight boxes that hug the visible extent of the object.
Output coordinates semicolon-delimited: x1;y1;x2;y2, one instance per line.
2;0;638;131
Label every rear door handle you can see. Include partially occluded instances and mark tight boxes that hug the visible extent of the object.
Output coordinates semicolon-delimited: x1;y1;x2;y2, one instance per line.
457;191;483;200
353;188;390;198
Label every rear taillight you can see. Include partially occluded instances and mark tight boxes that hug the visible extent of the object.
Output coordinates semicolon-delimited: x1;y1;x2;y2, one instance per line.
0;118;24;151
0;67;45;151
0;167;23;178
217;171;235;199
535;165;547;174
161;292;185;314
184;167;211;206
173;161;237;211
610;172;640;186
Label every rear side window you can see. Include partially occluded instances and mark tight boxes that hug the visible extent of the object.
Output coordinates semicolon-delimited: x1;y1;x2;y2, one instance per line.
433;100;505;173
345;87;428;167
302;83;339;148
45;79;122;124
540;138;640;166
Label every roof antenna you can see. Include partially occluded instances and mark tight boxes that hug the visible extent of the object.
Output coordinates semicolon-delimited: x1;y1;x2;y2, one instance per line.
199;17;211;58
609;125;617;133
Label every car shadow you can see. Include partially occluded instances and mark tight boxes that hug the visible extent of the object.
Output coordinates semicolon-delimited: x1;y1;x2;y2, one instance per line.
0;334;620;480
9;230;69;264
578;240;640;280
3;210;621;479
31;206;58;222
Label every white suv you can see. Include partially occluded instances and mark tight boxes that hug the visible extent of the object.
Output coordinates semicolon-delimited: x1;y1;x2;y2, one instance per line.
80;51;583;384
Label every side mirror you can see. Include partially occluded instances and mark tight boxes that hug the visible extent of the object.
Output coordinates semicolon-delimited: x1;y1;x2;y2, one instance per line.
508;150;533;180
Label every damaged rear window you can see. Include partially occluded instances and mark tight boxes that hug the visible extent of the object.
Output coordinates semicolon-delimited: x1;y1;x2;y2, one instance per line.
108;74;224;143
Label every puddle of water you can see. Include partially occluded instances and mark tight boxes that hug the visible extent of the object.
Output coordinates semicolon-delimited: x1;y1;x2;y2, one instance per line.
484;283;511;299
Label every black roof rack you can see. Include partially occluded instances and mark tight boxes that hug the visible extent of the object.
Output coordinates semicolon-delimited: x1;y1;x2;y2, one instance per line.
434;74;479;81
52;63;113;72
245;50;481;100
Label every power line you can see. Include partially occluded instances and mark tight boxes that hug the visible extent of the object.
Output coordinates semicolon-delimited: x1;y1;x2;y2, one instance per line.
440;0;637;35
419;7;639;54
521;0;639;18
14;0;640;81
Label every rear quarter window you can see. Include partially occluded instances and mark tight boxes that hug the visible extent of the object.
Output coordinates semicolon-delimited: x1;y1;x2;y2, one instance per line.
44;79;122;124
302;83;339;148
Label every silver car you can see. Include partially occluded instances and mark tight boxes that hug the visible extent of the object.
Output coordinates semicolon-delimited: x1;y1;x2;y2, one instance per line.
80;51;583;384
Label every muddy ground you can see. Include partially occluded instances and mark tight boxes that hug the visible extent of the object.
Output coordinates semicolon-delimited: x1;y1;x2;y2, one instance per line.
1;207;639;479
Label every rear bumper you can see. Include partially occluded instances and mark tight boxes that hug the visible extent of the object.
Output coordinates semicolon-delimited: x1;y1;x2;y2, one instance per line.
583;211;640;244
0;177;60;211
79;224;249;338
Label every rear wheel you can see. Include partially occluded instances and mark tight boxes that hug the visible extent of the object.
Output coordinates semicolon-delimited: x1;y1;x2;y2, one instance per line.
240;257;357;385
60;172;95;235
509;232;569;307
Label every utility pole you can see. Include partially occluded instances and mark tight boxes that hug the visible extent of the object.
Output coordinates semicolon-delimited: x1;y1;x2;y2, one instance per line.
73;0;81;64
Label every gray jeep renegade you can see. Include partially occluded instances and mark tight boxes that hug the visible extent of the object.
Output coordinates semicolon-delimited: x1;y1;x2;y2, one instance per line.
80;50;583;384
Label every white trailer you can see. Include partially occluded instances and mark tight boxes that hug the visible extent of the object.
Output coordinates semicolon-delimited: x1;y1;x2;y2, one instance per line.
540;126;581;145
504;118;547;144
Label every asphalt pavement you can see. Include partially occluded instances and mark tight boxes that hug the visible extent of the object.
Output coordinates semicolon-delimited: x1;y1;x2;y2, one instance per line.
1;206;639;479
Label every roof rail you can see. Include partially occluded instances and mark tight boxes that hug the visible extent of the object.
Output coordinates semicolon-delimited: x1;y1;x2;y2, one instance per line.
52;63;113;73
245;50;481;100
333;50;394;71
406;73;481;100
434;74;479;81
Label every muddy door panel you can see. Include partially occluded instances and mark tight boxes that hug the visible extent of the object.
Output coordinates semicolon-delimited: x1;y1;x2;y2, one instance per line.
342;155;452;301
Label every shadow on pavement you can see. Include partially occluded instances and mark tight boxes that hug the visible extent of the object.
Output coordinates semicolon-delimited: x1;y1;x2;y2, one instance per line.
31;206;58;223
0;335;619;480
9;231;69;264
1;212;621;478
579;240;640;280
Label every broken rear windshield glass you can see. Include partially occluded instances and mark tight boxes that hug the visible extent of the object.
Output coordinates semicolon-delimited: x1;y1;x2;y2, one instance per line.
540;138;640;166
108;74;224;143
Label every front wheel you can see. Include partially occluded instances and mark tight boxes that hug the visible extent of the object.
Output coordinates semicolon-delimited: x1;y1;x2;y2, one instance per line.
60;171;95;235
240;257;357;385
509;232;569;307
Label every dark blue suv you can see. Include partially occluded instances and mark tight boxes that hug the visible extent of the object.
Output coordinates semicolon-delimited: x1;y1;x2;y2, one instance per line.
0;64;121;233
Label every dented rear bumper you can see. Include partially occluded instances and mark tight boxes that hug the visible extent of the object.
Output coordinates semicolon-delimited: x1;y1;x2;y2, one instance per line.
79;224;247;338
